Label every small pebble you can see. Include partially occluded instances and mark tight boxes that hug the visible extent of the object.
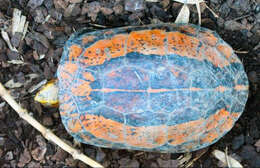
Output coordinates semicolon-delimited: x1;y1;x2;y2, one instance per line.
5;151;14;161
7;49;20;60
27;161;41;168
65;157;78;167
219;2;230;18
240;145;260;167
118;157;140;168
0;136;5;146
49;8;63;21
125;0;145;12
230;0;250;14
232;134;245;150
113;4;124;15
64;3;76;17
0;148;3;158
27;0;44;9
96;149;106;162
0;38;6;52
157;158;178;168
69;0;83;3
101;7;114;15
85;147;96;159
42;116;53;126
248;71;258;83
44;0;53;9
51;147;68;162
224;20;246;31
33;7;46;23
18;148;31;167
11;32;22;48
112;150;120;160
53;0;68;9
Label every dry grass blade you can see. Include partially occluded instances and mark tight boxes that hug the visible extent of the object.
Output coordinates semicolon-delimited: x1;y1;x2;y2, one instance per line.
212;149;243;168
225;147;231;168
0;83;103;168
184;148;208;168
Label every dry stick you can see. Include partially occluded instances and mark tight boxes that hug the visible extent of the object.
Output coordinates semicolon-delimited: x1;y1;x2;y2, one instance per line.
0;83;103;168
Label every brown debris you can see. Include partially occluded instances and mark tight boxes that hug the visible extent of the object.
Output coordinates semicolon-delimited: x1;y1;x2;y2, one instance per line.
18;148;31;167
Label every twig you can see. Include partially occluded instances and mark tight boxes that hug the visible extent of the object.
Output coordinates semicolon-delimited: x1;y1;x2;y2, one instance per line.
185;149;208;168
0;83;103;168
203;3;219;18
225;147;231;168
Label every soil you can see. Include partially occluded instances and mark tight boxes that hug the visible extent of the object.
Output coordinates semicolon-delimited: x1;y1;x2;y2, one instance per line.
0;0;259;167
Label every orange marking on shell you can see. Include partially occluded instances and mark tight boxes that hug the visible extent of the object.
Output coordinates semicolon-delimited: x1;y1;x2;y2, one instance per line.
199;31;218;46
63;63;78;75
82;34;127;66
179;25;197;35
67;119;83;133
60;111;66;116
167;32;201;60
80;134;93;143
104;30;114;35
234;85;248;91
82;72;95;81
63;93;71;102
204;46;229;68
69;45;82;61
170;67;180;77
168;120;204;145
59;63;78;84
200;129;219;144
70;113;79;118
107;71;118;77
231;112;240;119
229;53;241;63
107;34;127;58
80;114;125;143
127;29;166;56
125;125;167;148
215;86;227;92
71;80;92;100
217;44;233;59
205;108;231;135
190;87;201;91
60;102;76;115
82;35;96;45
213;108;229;121
218;117;234;134
147;88;169;93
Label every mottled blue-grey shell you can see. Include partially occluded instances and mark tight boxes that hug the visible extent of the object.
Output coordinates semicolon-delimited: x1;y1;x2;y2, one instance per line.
57;23;249;153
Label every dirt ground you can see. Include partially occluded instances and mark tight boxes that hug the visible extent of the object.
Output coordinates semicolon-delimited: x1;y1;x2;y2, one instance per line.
0;0;259;167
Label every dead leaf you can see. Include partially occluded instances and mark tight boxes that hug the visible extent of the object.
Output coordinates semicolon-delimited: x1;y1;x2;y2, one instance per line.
212;150;243;168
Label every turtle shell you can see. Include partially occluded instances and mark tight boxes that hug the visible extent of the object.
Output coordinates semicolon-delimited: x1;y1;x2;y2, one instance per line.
57;23;249;153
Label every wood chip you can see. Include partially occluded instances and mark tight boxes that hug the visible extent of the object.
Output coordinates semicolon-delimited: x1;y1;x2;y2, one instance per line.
1;30;18;52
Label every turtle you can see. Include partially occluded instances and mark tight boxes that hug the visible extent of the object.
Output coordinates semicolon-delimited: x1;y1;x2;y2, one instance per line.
35;23;249;153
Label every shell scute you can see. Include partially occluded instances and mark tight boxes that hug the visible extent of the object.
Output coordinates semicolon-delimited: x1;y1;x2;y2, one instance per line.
58;23;249;153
